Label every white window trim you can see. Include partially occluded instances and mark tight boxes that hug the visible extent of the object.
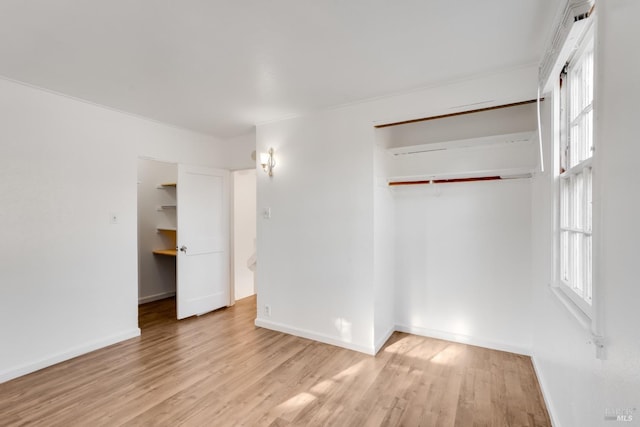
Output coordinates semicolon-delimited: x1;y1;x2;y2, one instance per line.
541;3;604;359
550;21;597;324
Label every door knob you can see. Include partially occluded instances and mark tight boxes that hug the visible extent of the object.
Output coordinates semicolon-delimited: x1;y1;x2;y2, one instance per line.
179;245;187;253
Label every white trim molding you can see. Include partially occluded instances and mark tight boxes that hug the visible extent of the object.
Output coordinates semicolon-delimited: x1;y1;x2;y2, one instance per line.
539;0;594;93
138;291;176;305
0;328;141;384
548;284;606;360
531;355;562;427
394;324;531;356
374;326;396;354
255;318;376;355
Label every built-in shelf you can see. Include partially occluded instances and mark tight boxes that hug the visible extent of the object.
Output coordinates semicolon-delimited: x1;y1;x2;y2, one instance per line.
387;131;536;156
153;249;177;257
155;182;177;258
154;227;176;255
155;229;177;257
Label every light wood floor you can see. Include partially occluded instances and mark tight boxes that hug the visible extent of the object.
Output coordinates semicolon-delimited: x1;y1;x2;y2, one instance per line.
0;296;550;426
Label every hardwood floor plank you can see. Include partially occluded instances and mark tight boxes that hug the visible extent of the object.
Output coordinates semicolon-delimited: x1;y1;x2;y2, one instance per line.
0;296;551;427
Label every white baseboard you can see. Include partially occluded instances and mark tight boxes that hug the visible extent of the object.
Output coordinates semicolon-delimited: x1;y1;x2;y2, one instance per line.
0;328;141;384
138;291;175;305
374;325;396;354
395;324;531;356
254;319;531;359
530;354;560;427
255;318;375;355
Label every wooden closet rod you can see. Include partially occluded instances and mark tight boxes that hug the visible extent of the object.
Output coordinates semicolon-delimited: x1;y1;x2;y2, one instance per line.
389;176;503;186
375;99;539;129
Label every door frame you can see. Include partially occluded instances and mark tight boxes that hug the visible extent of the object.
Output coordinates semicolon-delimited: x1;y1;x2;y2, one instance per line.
136;156;235;321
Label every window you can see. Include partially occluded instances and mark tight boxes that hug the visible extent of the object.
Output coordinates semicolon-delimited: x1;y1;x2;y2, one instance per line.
556;28;594;314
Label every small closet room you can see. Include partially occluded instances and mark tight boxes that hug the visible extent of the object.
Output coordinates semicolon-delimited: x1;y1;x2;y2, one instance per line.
137;159;178;305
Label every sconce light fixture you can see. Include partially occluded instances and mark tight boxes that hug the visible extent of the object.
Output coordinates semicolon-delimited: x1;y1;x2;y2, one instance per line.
260;148;276;176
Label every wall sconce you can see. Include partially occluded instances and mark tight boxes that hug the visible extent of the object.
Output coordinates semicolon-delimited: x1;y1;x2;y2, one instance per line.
260;148;276;176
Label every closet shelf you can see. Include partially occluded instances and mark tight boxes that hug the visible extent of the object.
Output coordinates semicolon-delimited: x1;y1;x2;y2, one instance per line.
153;249;177;257
386;131;536;156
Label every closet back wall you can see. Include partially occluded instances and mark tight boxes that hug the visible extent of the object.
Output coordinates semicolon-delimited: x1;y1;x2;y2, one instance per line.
137;159;177;304
394;178;532;354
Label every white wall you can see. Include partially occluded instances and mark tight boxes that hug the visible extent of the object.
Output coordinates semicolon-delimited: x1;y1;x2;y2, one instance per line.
595;1;640;418
530;2;640;425
0;77;230;383
255;109;377;353
373;129;396;351
136;128;229;169
233;169;257;300
394;179;533;354
137;159;177;304
225;130;257;171
255;65;538;354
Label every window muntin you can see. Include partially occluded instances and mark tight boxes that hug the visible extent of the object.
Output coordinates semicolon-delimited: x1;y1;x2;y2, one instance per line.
558;30;594;308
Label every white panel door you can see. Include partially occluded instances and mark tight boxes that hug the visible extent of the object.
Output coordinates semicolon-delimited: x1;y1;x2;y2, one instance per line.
176;164;229;319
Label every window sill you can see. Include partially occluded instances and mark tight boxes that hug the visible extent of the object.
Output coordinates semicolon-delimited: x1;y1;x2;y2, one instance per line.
548;283;605;359
548;283;592;331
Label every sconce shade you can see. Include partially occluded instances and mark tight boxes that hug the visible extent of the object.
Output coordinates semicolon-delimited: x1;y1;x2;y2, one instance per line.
260;148;275;176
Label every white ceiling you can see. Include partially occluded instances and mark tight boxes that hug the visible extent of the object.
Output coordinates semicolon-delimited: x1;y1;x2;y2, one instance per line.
0;1;558;138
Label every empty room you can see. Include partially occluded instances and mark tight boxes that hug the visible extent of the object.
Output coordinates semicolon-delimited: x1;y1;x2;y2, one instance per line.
1;1;638;426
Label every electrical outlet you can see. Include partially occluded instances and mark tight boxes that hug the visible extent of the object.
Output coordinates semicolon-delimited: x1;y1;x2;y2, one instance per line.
264;305;271;317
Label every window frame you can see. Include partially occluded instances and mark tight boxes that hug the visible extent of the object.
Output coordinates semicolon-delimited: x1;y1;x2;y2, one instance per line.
552;23;595;320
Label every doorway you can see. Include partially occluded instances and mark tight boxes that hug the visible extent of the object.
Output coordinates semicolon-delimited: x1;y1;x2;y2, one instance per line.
138;158;256;320
232;168;257;301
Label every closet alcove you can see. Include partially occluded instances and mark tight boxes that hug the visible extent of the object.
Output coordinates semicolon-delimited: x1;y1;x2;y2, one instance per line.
374;99;541;353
